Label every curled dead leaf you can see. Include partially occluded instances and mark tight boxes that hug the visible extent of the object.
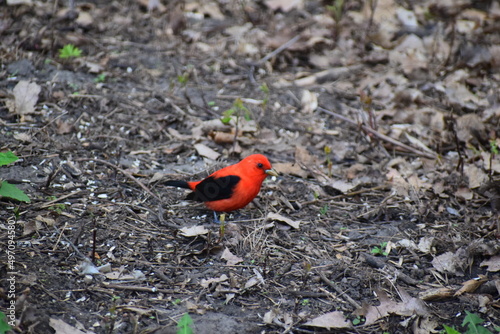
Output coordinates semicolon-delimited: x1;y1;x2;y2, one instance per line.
454;276;488;296
419;287;455;301
210;131;236;144
266;212;301;229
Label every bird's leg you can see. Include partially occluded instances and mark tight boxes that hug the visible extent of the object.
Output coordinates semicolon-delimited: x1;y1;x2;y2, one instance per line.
213;211;221;224
214;212;226;242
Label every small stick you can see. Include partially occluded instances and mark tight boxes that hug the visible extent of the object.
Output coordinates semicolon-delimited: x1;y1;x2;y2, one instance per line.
248;34;301;84
318;270;361;309
256;35;301;66
52;225;92;262
101;283;176;294
52;222;68;251
35;190;83;209
91;217;97;264
318;107;437;160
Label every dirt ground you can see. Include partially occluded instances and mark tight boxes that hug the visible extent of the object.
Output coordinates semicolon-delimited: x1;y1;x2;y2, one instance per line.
1;0;500;333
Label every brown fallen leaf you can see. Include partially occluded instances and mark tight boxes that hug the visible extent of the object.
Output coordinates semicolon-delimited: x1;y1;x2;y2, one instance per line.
13;132;32;142
193;143;221;160
221;248;243;266
210;130;237;144
431;249;467;276
355;288;429;326
76;10;93;28
8;80;41;116
179;225;209;237
419;287;455;301
327;180;357;194
49;318;93;334
455;186;474;200
273;162;308;178
263;309;279;324
304;311;351;329
480;255;500;272
454;275;488;296
200;274;228;288
265;0;303;12
35;215;56;226
386;168;410;197
465;164;488;189
56;119;74;134
266;212;301;229
295;145;317;166
22;220;40;236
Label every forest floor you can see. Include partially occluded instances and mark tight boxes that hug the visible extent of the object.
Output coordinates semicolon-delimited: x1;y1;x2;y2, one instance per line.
1;0;500;333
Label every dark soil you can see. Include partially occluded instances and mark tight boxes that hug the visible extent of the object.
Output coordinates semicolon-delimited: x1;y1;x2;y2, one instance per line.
1;0;499;333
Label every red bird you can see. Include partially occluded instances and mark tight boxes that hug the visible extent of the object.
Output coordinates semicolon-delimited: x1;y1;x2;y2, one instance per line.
165;154;278;212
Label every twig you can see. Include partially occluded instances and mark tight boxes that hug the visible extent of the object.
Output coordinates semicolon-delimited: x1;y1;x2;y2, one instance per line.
52;225;93;262
77;158;161;201
91;217;97;264
318;106;437;160
256;35;301;66
318;270;361;309
101;283;176;294
52;222;68;251
285;290;329;298
248;34;301;84
35;190;84;208
330;184;391;200
362;0;378;46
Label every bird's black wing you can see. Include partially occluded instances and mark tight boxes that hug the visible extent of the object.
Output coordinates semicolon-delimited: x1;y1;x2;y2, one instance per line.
186;175;241;202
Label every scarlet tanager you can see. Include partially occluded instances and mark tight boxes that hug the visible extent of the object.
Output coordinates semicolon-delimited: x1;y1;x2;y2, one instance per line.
165;154;278;212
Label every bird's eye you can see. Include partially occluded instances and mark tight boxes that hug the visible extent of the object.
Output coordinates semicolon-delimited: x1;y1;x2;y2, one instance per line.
257;163;264;168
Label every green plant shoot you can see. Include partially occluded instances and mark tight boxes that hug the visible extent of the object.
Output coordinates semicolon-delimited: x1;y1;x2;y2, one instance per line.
0;151;30;203
0;151;18;166
490;140;499;155
59;44;83;59
352;316;362;326
177;313;194;334
327;0;345;23
443;324;460;334
324;145;333;177
259;83;270;106
177;73;189;86
462;311;492;334
94;73;106;83
0;311;11;334
371;242;389;256
221;98;251;124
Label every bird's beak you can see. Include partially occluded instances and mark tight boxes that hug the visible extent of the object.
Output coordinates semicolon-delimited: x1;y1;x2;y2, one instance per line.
265;168;279;177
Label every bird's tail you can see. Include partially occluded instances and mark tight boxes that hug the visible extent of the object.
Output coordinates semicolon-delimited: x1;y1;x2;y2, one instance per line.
165;180;191;189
